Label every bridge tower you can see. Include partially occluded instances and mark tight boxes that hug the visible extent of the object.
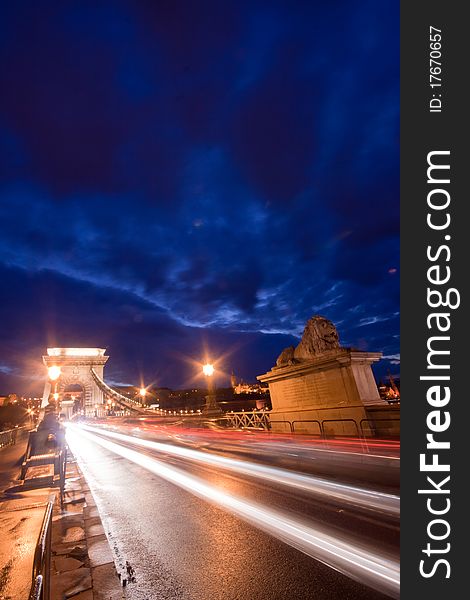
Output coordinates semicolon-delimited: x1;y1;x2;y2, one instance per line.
42;348;109;417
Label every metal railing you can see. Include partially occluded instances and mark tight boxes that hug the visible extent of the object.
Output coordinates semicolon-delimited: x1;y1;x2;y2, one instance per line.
20;428;68;507
20;429;36;477
269;420;294;433
292;420;322;436
58;447;67;508
360;418;401;438
321;418;360;438
0;426;24;448
225;411;271;430
223;410;399;439
29;500;53;600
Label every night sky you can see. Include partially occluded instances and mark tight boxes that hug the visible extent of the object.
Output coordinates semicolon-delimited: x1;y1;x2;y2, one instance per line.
0;1;399;395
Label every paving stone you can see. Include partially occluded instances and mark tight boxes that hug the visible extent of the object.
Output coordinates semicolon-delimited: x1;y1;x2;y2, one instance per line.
50;566;92;600
87;535;114;568
84;492;96;507
54;556;84;572
56;513;85;525
91;563;124;600
53;510;84;523
87;523;105;538
64;480;82;492
69;549;88;563
62;526;86;544
53;513;85;531
60;501;84;514
83;506;100;519
69;591;93;600
64;490;86;503
53;543;87;557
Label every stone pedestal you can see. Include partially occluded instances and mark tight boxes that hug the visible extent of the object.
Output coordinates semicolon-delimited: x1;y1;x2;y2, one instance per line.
257;348;384;436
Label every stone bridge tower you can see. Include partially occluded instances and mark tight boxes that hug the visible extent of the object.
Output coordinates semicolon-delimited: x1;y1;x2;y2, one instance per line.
42;348;109;417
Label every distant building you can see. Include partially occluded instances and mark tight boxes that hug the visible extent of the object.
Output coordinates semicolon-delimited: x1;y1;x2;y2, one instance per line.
234;382;269;395
230;371;237;389
378;374;400;403
231;370;268;395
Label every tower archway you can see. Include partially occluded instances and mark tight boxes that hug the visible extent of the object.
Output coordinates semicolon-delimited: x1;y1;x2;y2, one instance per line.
61;383;86;414
42;348;109;417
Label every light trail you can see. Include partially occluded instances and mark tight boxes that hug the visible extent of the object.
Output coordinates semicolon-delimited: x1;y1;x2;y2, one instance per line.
78;423;399;519
247;440;400;461
66;424;399;598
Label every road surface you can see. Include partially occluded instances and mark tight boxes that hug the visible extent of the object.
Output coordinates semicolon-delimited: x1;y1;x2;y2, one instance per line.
66;422;399;600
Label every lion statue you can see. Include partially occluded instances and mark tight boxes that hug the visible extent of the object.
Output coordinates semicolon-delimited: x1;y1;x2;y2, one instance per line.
275;346;297;367
276;315;340;366
294;315;340;358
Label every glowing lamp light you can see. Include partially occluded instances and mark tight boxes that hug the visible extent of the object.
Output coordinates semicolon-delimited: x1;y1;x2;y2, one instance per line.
53;392;59;401
48;366;61;381
139;388;147;398
202;363;214;377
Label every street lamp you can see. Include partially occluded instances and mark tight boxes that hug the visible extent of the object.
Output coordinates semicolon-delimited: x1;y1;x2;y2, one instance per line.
202;362;221;416
139;387;147;406
202;363;214;377
44;366;62;415
48;366;61;381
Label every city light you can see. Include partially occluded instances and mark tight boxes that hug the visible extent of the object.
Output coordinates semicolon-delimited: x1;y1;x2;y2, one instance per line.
139;388;147;398
202;363;214;377
48;365;61;381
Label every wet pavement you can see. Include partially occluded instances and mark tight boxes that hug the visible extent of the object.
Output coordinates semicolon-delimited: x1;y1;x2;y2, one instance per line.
0;492;55;600
0;431;52;600
67;424;399;600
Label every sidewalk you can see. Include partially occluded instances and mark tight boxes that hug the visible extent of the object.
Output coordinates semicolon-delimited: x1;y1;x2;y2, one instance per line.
0;431;124;600
0;430;53;600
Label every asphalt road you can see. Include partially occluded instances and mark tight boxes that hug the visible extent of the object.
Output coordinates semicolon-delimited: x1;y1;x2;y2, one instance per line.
66;423;399;600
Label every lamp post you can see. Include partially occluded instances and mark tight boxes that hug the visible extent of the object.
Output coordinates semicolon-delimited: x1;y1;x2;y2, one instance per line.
26;407;33;428
202;363;222;416
139;387;147;406
48;366;61;414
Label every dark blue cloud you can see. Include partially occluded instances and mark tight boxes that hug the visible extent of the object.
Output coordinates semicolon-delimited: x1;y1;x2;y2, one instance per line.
0;0;399;393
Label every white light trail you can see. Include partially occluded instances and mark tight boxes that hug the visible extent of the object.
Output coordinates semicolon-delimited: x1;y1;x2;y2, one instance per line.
66;425;399;598
78;424;399;519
